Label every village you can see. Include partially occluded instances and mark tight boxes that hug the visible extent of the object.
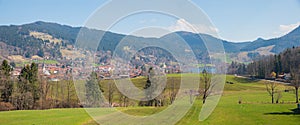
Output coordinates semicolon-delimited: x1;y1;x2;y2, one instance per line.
10;50;183;82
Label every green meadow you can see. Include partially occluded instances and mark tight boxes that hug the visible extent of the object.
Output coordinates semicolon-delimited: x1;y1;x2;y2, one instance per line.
0;75;299;125
16;60;59;67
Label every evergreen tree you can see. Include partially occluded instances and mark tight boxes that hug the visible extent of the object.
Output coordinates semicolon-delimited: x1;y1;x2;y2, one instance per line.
9;62;16;68
16;63;39;109
37;49;44;57
0;60;13;102
30;63;39;104
18;64;31;93
274;55;282;77
143;67;159;106
85;72;103;107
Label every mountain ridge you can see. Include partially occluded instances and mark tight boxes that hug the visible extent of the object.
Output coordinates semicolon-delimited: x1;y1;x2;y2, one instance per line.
0;21;300;63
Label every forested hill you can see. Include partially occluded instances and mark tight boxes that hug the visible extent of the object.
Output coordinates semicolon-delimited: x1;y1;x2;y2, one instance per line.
0;21;300;61
241;25;300;53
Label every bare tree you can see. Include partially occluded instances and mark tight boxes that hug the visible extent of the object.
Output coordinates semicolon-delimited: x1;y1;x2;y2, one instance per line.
65;69;75;107
60;80;65;107
107;82;115;107
155;92;166;107
265;81;278;104
290;68;300;103
66;80;74;107
290;50;300;103
275;91;282;104
118;88;129;107
201;69;212;104
55;80;59;107
168;78;176;104
39;75;51;109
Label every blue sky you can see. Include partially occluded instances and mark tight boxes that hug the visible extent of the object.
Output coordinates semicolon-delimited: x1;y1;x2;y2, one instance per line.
0;0;300;42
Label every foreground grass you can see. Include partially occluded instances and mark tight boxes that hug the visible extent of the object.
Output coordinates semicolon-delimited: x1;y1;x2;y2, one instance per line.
0;108;91;125
0;75;299;125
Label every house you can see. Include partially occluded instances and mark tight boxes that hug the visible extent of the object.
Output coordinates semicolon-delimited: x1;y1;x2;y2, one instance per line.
48;75;60;82
42;65;51;76
48;66;60;74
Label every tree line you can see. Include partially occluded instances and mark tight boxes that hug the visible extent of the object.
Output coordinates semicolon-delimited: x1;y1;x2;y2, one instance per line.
0;60;79;111
0;60;184;110
247;47;300;103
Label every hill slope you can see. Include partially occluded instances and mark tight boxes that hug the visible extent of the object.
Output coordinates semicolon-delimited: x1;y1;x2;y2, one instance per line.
0;21;299;63
240;26;300;53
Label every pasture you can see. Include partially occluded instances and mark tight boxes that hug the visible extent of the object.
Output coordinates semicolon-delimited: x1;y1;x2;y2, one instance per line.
0;75;299;125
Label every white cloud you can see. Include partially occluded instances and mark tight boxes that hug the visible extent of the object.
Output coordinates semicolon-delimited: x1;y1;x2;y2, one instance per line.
168;19;194;33
277;22;300;36
168;19;219;36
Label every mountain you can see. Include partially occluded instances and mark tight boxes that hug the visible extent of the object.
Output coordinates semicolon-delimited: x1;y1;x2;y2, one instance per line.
0;21;299;63
169;31;251;53
240;26;300;53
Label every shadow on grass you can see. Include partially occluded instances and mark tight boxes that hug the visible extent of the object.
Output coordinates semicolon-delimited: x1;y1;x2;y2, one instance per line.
264;108;300;115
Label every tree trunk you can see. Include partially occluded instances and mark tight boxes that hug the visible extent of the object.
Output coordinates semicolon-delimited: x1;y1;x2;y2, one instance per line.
67;86;70;107
203;95;206;104
296;87;299;103
271;94;274;104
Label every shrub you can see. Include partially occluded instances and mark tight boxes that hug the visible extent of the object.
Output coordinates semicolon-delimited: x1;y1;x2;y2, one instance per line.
0;102;15;111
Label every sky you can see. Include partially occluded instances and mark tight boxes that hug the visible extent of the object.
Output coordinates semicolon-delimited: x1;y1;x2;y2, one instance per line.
0;0;300;42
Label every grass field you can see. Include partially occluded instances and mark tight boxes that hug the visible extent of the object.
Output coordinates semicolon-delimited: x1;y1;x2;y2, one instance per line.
0;75;299;125
15;59;59;67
